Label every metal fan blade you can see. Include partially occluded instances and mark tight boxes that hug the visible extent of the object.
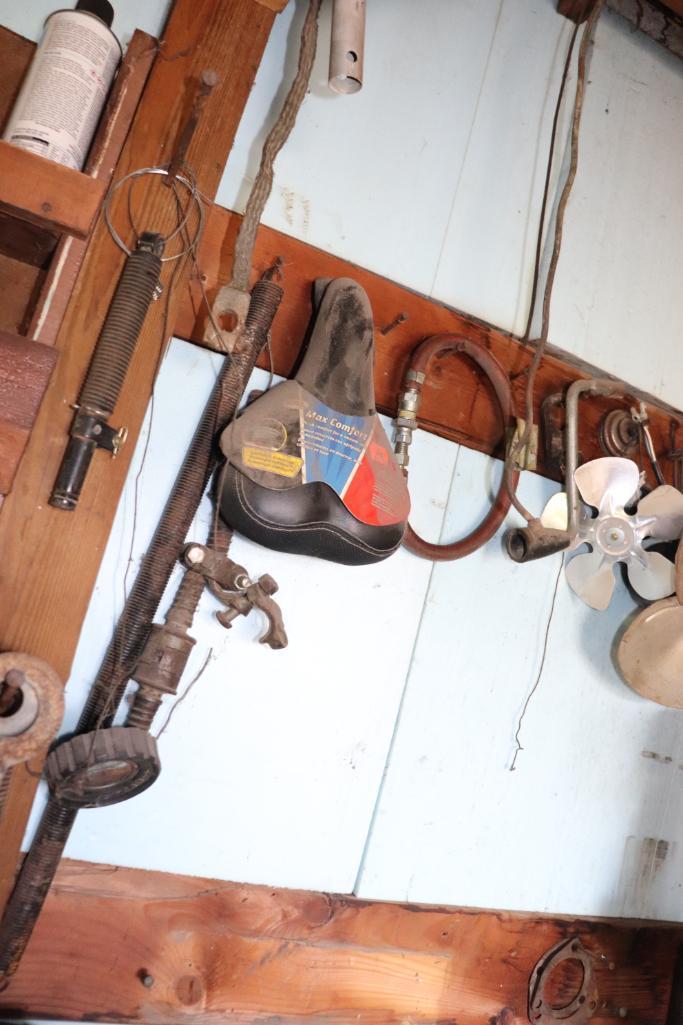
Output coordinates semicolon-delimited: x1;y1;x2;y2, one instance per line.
540;492;569;531
574;457;639;514
636;485;683;541
627;550;676;601
565;550;616;610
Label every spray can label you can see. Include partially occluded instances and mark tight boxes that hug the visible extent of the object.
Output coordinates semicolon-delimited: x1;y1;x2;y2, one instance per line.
3;11;120;171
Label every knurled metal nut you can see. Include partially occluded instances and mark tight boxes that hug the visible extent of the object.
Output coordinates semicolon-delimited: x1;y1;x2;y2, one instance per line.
45;727;159;807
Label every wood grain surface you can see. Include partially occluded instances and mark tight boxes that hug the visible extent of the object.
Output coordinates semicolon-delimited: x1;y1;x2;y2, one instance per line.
0;858;679;1024
0;140;107;238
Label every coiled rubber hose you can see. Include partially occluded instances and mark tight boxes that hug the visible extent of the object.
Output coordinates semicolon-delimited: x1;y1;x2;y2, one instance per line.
401;333;519;561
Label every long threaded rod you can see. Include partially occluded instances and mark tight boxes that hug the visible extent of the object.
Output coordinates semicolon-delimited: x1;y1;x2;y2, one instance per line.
0;277;283;986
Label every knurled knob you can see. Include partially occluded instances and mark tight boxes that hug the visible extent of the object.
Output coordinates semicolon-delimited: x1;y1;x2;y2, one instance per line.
45;726;160;808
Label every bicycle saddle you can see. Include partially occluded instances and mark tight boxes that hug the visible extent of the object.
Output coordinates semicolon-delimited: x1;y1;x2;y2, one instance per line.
219;278;410;565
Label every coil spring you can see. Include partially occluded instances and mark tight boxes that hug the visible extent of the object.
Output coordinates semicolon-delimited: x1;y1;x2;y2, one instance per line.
80;241;162;416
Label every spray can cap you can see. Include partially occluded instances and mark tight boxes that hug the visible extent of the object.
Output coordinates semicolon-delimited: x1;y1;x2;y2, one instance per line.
75;0;115;28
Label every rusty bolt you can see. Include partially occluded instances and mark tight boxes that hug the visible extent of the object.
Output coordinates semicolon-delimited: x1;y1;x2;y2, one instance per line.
185;545;205;566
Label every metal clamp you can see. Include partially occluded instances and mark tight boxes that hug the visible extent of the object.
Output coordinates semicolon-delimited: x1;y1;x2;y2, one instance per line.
182;544;288;649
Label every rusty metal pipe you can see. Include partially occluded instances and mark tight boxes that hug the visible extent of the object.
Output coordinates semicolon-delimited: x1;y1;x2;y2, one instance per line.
565;378;628;536
395;334;519;561
329;0;365;94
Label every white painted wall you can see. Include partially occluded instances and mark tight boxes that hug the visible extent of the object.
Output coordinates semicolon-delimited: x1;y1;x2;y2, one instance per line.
5;1;683;922
4;0;172;49
221;0;683;409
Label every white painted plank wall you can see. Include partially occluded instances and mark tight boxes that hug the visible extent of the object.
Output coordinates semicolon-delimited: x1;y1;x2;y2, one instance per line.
356;452;683;921
24;341;455;895
220;0;683;407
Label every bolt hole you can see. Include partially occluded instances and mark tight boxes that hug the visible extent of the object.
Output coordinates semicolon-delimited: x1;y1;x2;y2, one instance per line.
219;309;238;332
542;958;585;1011
0;680;23;718
346;50;358;63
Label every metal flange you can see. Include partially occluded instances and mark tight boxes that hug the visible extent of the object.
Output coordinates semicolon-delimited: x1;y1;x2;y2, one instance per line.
0;653;63;769
45;727;160;808
529;938;598;1025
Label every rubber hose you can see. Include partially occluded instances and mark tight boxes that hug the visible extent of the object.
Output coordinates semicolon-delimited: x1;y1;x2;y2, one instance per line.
401;334;519;561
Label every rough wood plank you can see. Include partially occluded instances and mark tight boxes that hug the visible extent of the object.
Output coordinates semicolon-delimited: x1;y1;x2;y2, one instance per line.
0;330;57;491
0;329;58;429
0;421;29;494
0;858;679;1023
29;29;157;347
0;0;277;918
0;211;57;267
0;140;107;238
255;0;291;9
0;25;34;134
0;253;44;336
176;206;683;487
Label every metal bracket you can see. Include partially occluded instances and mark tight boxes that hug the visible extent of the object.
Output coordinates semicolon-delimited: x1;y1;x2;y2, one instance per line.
182;543;288;649
509;417;539;472
528;938;598;1025
72;410;128;456
203;284;251;353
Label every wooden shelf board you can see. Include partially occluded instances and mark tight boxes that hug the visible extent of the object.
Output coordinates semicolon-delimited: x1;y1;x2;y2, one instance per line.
0;140;107;239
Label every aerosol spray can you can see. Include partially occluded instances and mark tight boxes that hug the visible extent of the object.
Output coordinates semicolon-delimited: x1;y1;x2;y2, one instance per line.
3;0;121;171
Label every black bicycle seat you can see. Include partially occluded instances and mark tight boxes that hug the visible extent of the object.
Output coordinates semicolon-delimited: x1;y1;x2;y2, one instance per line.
219;278;410;565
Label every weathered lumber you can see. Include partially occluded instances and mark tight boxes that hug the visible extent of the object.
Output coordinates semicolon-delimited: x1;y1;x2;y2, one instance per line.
0;858;679;1023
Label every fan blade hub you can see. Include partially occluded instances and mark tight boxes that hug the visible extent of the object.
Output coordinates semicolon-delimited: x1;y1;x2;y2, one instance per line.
594;515;635;557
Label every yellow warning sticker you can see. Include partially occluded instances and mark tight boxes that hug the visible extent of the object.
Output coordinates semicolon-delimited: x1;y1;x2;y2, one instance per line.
242;446;303;478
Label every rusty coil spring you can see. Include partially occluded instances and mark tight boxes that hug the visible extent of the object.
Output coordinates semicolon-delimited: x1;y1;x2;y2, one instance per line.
0;276;283;985
80;242;163;417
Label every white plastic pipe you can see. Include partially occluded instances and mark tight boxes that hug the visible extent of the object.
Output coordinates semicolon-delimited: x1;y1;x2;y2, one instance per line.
329;0;365;95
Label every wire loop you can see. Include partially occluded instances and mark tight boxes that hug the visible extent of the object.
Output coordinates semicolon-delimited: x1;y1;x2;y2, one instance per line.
104;166;205;261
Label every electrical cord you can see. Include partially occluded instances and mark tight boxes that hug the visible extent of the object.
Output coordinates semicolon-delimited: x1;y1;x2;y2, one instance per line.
505;0;605;523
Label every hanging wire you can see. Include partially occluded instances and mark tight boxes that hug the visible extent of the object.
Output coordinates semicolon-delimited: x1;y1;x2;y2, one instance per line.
505;0;605;522
230;0;322;291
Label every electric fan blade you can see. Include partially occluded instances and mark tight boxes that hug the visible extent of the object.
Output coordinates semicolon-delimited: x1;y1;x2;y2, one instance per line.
636;485;683;541
626;550;676;601
574;457;639;514
565;550;616;610
540;492;569;531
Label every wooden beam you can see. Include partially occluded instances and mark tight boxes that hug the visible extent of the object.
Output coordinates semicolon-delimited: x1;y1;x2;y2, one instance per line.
0;329;58;492
176;205;683;486
0;858;679;1023
0;141;107;238
0;0;279;914
0;26;33;134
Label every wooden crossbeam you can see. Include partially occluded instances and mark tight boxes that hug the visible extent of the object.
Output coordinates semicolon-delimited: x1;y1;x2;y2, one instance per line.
176;205;683;487
0;858;679;1023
